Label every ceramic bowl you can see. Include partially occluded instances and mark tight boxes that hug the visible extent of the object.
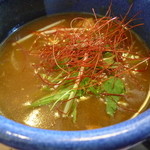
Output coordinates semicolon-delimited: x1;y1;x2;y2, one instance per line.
0;0;150;149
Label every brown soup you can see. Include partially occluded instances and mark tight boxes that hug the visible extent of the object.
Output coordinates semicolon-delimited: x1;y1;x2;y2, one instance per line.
0;13;150;131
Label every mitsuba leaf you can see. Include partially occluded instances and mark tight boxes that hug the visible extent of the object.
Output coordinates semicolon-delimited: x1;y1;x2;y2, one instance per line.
88;86;98;95
102;77;125;94
31;87;72;107
103;52;115;65
76;89;85;97
106;96;117;116
31;94;56;107
102;77;125;116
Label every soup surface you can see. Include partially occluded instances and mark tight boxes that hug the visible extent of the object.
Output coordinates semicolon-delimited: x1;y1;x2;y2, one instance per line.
0;13;150;130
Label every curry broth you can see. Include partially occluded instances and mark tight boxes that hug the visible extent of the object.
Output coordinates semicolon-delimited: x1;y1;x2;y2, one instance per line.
0;13;150;131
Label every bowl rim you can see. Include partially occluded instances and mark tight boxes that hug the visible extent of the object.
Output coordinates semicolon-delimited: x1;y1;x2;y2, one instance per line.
0;109;150;149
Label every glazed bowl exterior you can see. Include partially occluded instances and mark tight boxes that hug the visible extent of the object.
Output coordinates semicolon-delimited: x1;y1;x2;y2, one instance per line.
0;0;150;150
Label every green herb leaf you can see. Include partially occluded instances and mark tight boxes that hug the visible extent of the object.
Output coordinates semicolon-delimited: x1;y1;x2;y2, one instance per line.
76;89;85;97
31;87;72;107
102;77;125;116
88;86;98;95
80;77;90;86
31;94;56;107
103;52;115;65
103;52;112;57
102;77;125;94
105;96;118;116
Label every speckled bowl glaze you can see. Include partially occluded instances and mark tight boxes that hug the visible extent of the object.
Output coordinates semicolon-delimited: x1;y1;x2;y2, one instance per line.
0;0;150;150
